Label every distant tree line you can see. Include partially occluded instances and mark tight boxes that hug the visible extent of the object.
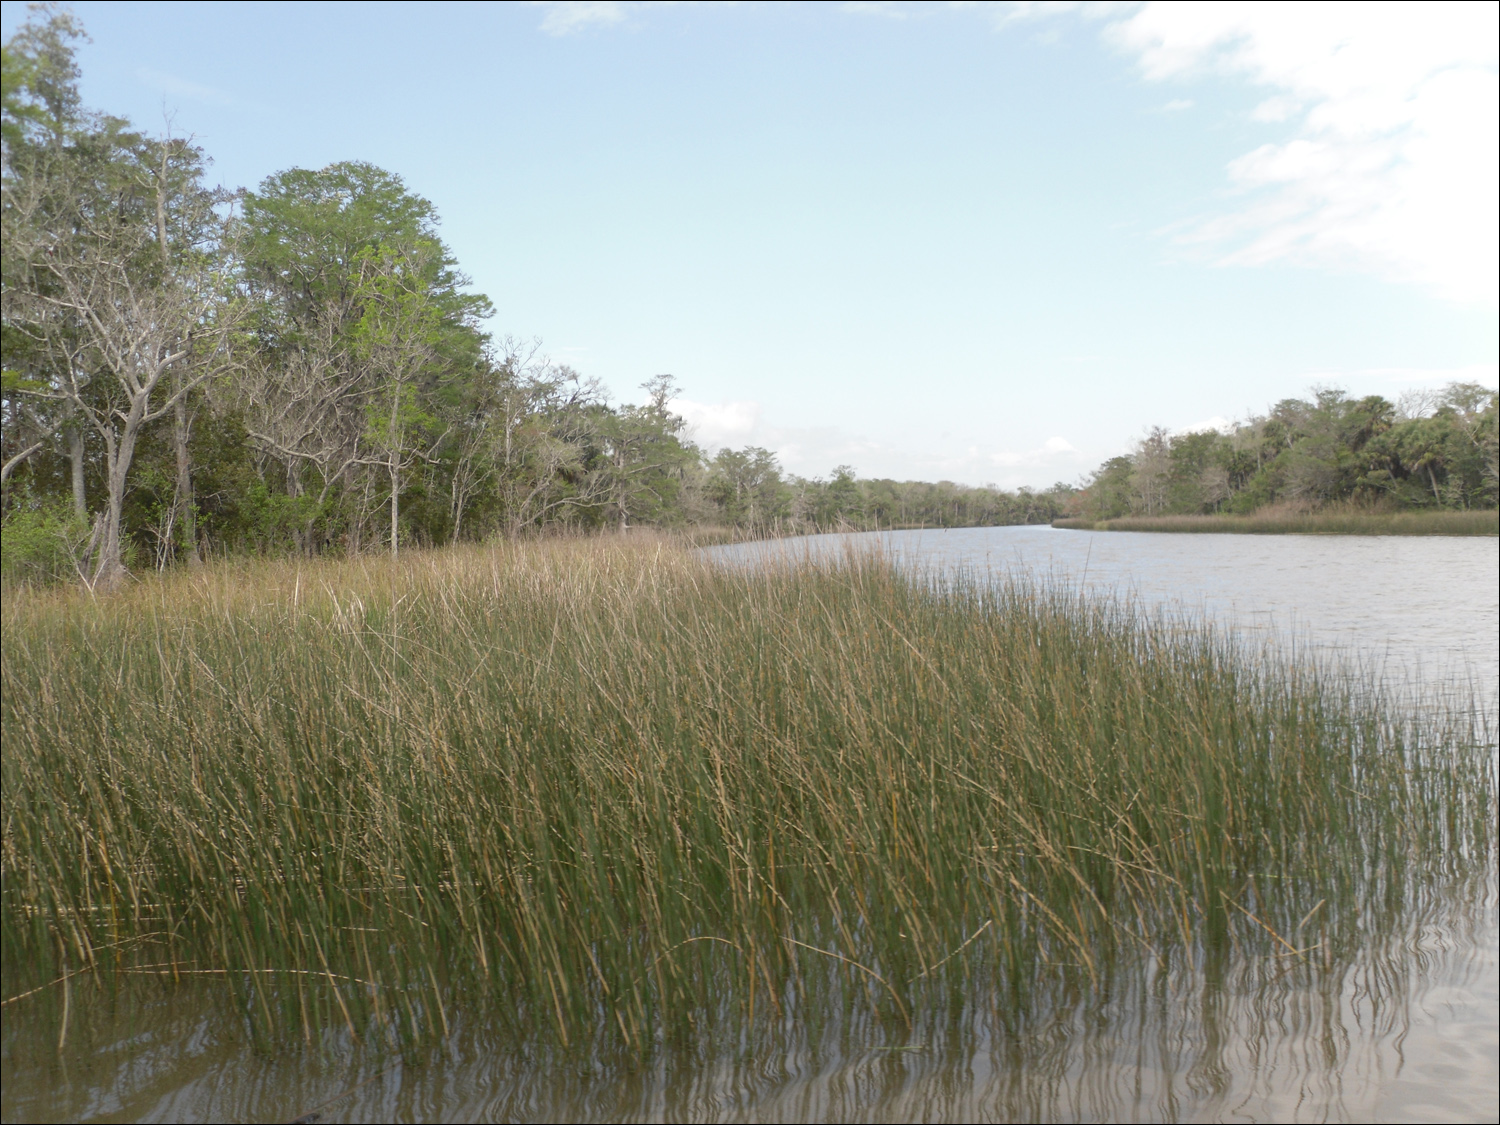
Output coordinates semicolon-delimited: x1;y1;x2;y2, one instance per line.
1070;384;1498;522
701;449;1071;534
1;9;1068;587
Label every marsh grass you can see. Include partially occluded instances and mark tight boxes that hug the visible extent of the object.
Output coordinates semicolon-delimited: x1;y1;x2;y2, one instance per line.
1;536;1492;1058
1053;509;1498;535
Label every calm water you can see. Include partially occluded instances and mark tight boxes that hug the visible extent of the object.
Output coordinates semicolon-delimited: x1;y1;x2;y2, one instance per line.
714;526;1499;711
3;528;1496;1123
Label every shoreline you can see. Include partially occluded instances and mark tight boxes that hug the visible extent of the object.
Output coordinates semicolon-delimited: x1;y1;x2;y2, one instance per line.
1052;510;1498;536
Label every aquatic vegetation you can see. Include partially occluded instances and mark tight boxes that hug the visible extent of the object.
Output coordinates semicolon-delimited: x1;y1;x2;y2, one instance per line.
1;536;1493;1055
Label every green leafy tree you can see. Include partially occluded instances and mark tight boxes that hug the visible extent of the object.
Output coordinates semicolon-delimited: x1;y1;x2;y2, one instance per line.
235;161;491;552
349;241;450;556
707;445;786;528
594;375;696;532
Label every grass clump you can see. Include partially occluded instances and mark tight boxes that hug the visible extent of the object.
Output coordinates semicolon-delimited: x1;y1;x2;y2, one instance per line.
1053;509;1498;535
1;536;1492;1054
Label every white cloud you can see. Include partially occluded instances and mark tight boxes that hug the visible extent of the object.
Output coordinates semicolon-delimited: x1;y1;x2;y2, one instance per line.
1161;98;1193;111
671;397;873;476
964;2;1094;32
1249;94;1298;123
1105;2;1500;308
531;1;704;35
670;397;762;446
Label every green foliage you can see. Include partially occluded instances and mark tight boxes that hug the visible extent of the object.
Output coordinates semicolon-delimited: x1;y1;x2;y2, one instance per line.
1072;384;1498;520
240;161;491;365
707;445;786;527
0;501;88;586
0;4;85;151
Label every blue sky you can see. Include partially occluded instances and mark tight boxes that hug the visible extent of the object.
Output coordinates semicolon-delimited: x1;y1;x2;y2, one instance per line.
5;1;1496;486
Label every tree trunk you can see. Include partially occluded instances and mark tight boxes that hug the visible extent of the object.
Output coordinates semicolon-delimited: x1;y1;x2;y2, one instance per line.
67;416;86;519
615;447;629;533
172;377;200;566
390;457;400;558
94;416;142;590
154;151;198;567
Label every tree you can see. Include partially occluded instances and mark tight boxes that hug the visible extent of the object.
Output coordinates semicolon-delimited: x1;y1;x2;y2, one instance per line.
594;375;695;532
3;9;241;586
443;344;613;540
235;161;491;553
1129;427;1171;515
349;241;449;556
707;445;784;528
2;5;89;513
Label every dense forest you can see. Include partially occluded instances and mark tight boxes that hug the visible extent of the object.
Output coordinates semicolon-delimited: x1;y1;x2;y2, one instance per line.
0;9;1070;588
1069;383;1497;522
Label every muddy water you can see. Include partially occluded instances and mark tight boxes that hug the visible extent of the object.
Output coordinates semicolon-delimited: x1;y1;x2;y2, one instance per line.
3;528;1495;1123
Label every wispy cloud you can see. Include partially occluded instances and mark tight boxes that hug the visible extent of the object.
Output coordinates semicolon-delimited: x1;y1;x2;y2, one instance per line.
672;396;1084;486
988;434;1077;467
136;68;250;109
959;3;1499;307
531;1;700;36
674;395;883;478
1160;97;1192;111
1302;363;1499;389
839;1;910;19
532;1;629;36
1105;3;1500;308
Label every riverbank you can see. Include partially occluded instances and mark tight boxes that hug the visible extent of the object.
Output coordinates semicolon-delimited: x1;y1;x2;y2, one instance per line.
2;535;1492;1069
1053;509;1498;535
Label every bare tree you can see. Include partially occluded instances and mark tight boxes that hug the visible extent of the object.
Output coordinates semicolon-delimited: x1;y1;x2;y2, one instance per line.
442;335;546;541
1130;426;1172;516
234;293;371;551
488;351;613;538
3;135;241;587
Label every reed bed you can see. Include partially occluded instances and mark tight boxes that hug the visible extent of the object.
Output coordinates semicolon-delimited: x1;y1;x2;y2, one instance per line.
1;536;1492;1056
1053;509;1498;535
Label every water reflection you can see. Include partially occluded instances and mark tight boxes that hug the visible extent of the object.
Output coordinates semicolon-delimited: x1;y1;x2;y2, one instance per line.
3;882;1494;1122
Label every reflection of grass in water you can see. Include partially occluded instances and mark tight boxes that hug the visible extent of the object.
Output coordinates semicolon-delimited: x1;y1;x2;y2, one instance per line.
1053;509;1499;535
1;537;1493;1066
4;883;1493;1122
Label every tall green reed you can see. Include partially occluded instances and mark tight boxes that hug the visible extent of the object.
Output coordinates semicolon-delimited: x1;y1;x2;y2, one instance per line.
2;537;1492;1051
